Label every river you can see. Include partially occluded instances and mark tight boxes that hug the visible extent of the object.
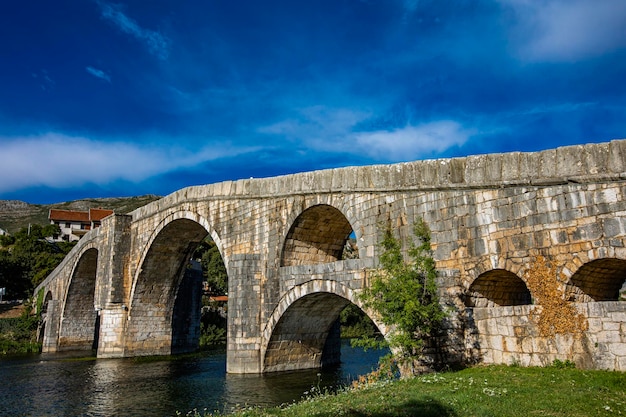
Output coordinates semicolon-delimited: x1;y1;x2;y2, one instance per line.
0;340;387;417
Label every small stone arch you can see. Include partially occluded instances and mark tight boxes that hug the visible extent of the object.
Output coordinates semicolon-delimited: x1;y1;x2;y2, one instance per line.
58;247;99;351
564;258;626;302
465;269;532;307
126;211;218;355
463;255;525;291
41;290;54;314
262;279;386;373
280;203;358;267
37;290;55;346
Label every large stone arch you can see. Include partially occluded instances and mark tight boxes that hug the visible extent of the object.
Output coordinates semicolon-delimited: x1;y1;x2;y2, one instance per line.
564;258;626;302
261;279;386;373
280;203;358;267
465;269;532;307
126;210;219;356
57;247;99;351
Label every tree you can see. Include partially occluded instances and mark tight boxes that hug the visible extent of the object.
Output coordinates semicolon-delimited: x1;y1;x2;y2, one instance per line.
359;218;446;365
0;251;31;299
0;224;74;298
194;238;228;295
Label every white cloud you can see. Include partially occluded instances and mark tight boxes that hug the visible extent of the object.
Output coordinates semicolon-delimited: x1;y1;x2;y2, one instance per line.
96;1;171;60
86;66;111;83
499;0;626;62
0;133;257;193
260;107;474;161
353;121;473;160
260;106;370;139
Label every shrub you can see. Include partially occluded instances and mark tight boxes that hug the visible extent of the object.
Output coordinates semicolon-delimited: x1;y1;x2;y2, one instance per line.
358;219;446;367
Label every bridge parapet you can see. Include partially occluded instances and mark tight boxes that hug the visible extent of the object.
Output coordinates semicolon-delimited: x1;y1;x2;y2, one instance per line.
130;141;626;222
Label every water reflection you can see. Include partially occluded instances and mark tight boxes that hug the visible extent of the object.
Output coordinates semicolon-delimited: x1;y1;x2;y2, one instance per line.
84;359;179;416
0;341;387;417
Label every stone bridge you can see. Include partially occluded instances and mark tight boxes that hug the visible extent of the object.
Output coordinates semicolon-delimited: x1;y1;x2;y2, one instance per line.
35;140;626;372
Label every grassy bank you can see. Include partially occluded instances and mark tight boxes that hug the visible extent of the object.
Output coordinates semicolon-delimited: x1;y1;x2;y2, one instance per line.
0;315;40;354
185;364;625;417
0;303;40;355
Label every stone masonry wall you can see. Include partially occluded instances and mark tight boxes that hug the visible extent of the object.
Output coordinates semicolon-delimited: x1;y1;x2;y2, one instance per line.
35;139;626;372
468;302;626;370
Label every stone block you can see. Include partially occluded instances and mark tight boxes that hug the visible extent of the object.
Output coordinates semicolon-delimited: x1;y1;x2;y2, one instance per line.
608;140;626;173
602;321;621;332
597;330;622;343
608;343;626;356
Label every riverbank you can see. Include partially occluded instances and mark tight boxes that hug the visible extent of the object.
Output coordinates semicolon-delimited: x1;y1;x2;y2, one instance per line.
0;301;26;318
193;364;625;416
0;302;40;354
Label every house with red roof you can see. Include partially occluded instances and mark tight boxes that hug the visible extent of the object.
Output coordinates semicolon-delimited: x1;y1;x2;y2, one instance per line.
48;208;114;241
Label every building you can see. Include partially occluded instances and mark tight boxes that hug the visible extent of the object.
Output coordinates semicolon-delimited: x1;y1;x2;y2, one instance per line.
48;208;114;241
0;227;7;236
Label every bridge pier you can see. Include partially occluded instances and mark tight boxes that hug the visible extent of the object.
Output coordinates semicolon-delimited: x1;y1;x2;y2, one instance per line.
226;254;263;373
40;300;61;353
96;304;128;358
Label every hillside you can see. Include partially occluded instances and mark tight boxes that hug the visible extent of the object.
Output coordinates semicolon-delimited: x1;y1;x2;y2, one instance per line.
0;195;161;234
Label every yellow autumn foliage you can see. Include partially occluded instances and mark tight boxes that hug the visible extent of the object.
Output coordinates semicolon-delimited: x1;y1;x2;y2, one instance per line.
525;256;588;337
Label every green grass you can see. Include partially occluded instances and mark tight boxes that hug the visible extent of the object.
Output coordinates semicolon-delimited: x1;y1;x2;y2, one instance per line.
185;364;625;417
0;316;41;355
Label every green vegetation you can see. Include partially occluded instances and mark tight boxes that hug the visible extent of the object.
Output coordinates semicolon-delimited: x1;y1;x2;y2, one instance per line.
0;300;41;354
356;219;446;368
195;238;228;296
0;223;72;355
199;323;227;348
193;237;229;348
0;224;76;299
181;365;626;417
199;294;227;349
338;304;380;340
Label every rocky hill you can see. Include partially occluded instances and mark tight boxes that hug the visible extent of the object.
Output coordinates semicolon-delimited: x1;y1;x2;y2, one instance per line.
0;195;161;235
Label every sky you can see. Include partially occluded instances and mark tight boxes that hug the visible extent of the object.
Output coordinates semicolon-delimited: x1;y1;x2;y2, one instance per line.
1;0;625;204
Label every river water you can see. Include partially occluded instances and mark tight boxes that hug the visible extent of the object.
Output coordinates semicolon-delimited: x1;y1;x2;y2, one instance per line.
0;341;387;417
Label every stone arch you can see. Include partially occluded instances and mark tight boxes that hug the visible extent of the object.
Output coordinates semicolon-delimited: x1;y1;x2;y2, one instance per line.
126;211;218;356
57;247;99;351
564;258;626;302
280;204;358;267
41;290;54;314
463;255;525;290
465;269;532;307
38;290;55;345
136;210;225;270
262;279;386;373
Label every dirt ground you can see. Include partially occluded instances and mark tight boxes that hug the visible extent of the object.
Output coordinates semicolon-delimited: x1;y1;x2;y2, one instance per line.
0;302;26;318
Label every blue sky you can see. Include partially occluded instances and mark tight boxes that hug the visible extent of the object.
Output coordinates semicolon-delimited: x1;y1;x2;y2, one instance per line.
1;0;625;204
